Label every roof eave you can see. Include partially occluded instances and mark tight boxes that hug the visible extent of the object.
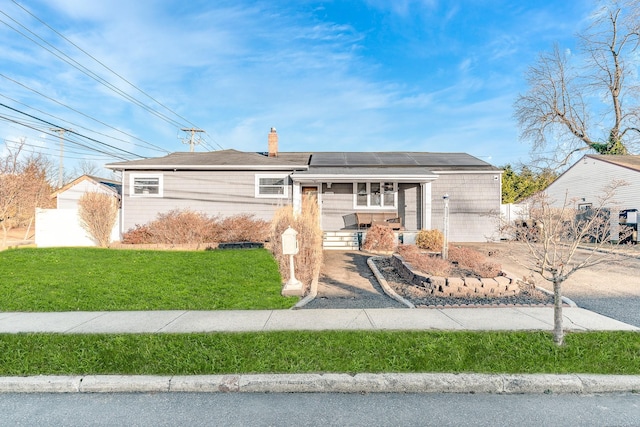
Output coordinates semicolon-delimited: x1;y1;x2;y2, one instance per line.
291;173;439;183
105;164;309;171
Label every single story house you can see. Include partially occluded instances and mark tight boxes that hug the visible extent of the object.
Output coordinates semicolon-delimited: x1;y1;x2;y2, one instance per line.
105;129;502;247
543;154;640;242
544;155;640;211
50;175;121;209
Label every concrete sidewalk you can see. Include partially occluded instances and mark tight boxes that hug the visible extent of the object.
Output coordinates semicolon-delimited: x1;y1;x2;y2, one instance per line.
0;306;637;334
0;307;638;394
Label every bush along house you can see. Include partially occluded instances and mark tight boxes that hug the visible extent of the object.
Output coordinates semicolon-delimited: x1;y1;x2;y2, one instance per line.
106;128;502;249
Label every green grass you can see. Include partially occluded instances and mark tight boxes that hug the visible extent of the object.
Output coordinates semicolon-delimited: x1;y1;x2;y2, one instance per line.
0;331;637;375
0;247;296;311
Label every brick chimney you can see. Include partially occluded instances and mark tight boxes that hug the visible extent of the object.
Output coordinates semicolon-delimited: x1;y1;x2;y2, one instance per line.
268;127;278;157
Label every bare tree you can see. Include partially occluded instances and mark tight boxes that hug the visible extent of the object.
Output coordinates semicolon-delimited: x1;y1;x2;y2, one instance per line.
72;159;102;178
515;1;640;167
505;181;629;345
0;140;54;248
78;192;119;247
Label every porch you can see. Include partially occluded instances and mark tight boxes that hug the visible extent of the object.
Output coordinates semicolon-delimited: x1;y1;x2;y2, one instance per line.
323;229;418;250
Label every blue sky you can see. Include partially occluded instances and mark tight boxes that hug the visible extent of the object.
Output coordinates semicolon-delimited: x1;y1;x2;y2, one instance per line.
1;0;594;174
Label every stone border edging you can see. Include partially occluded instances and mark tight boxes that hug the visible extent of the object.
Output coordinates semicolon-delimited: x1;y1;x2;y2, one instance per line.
368;256;415;308
0;374;637;394
292;269;320;309
390;254;521;298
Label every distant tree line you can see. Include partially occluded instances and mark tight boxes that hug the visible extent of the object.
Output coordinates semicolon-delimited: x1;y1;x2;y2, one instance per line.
501;164;557;204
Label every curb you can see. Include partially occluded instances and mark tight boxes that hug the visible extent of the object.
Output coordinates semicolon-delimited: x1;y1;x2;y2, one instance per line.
0;374;638;394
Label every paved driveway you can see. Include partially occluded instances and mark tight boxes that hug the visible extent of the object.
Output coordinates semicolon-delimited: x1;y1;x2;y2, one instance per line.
460;242;640;328
302;245;639;328
302;251;405;309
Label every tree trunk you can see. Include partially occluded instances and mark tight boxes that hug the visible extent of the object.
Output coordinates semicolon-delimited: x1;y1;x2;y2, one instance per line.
1;223;7;250
553;276;564;346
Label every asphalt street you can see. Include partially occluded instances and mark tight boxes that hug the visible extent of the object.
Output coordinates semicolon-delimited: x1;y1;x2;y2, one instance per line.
1;392;638;427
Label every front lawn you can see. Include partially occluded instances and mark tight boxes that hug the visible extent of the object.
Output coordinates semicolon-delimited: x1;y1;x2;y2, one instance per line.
0;331;637;375
0;248;296;311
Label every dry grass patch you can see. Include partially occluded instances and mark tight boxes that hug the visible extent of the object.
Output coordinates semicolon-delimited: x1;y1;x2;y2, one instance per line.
397;244;502;278
270;195;323;292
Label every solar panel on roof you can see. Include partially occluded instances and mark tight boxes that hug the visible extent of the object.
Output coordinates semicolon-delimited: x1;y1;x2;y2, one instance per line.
310;152;346;166
345;153;381;165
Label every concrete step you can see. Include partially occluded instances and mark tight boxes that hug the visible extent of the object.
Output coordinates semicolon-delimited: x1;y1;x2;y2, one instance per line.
323;231;361;250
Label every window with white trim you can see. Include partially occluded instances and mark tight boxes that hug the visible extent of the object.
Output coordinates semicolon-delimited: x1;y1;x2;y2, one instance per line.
255;174;289;198
354;182;397;208
130;174;163;197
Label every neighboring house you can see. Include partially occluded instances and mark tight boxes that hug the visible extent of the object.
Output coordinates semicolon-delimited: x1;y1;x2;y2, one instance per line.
36;175;121;248
544;155;640;211
105;129;502;245
50;175;121;209
543;154;640;243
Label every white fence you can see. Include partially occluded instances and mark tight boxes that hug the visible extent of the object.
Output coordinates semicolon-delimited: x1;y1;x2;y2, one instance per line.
36;208;121;248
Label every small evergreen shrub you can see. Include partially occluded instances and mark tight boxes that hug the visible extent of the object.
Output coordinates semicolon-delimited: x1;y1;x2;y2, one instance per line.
415;229;444;251
362;224;396;252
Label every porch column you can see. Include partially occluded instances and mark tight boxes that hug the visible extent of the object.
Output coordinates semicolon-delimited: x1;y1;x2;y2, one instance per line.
420;182;432;230
292;181;302;216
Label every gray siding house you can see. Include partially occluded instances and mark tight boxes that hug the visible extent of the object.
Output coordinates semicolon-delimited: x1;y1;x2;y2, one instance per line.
544;155;640;211
543;155;640;243
106;129;502;244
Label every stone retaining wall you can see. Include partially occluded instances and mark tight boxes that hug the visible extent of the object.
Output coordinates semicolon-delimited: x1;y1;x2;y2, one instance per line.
390;254;520;298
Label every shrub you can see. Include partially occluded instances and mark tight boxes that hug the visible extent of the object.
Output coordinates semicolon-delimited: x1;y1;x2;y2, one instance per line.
270;195;323;292
121;224;153;244
362;224;396;252
121;210;270;246
148;209;215;245
415;229;444;251
78;192;119;247
218;214;269;243
448;246;502;277
397;245;452;276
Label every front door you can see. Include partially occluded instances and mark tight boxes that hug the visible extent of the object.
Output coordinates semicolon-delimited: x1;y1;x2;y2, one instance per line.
301;186;321;220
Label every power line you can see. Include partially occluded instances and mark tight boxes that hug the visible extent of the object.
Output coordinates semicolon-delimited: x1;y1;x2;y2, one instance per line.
0;114;133;161
4;136;117;160
0;104;143;160
0;74;170;154
9;1;221;150
0;11;187;130
0;92;168;154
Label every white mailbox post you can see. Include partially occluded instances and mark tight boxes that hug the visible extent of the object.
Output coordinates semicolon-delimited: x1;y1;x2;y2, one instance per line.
281;226;303;296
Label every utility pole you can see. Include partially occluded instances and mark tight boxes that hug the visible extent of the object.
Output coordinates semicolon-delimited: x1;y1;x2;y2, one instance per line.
180;128;205;152
50;128;68;188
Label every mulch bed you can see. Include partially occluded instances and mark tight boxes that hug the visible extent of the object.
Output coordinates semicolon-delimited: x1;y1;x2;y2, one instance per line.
372;257;556;308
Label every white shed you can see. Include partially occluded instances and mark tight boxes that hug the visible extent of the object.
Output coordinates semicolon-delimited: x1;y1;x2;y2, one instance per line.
36;175;122;247
50;175;121;209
